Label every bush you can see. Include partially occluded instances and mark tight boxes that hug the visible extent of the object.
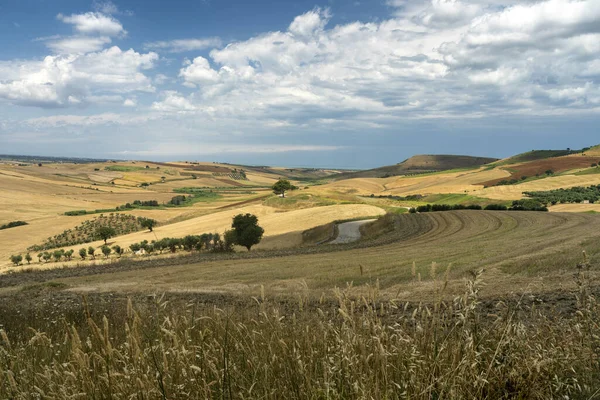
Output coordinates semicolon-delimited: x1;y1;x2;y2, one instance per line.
484;204;508;211
9;255;22;266
0;221;28;230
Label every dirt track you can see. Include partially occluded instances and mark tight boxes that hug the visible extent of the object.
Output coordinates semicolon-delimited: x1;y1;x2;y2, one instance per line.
331;219;376;244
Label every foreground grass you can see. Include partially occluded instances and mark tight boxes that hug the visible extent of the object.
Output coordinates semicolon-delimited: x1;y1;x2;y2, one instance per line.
1;258;600;398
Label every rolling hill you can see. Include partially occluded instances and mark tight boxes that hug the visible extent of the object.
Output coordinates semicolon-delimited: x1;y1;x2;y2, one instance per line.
330;154;498;180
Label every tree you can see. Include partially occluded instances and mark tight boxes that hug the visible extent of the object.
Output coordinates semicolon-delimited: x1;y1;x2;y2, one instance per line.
25;253;32;265
79;248;87;260
96;226;116;244
101;245;111;258
139;217;157;232
272;179;294;198
53;250;64;262
130;243;141;253
88;246;96;259
230;213;264;251
112;245;123;257
65;249;74;260
37;253;43;263
42;252;51;263
10;255;22;266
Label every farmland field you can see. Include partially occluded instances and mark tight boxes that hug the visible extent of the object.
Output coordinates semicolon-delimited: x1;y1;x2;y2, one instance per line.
3;153;600;398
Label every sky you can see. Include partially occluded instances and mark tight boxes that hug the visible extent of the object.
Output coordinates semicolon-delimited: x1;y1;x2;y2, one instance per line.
0;0;599;169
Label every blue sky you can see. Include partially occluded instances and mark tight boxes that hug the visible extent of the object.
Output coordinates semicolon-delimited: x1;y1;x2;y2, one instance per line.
1;0;599;169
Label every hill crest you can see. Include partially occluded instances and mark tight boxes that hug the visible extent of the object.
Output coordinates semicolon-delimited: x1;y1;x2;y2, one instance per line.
331;154;498;180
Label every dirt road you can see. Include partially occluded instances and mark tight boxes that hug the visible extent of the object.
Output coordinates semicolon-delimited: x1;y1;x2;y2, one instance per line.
331;219;376;244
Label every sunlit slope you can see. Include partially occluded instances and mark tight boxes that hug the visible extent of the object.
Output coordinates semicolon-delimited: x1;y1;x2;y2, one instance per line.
0;204;385;271
331;155;498;180
59;210;600;297
318;168;510;196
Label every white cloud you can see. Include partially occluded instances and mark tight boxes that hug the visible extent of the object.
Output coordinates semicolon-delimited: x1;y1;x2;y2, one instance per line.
143;38;222;53
149;0;600;124
46;36;112;54
115;143;342;156
57;12;125;37
0;47;158;107
151;91;196;112
179;57;220;85
123;98;137;107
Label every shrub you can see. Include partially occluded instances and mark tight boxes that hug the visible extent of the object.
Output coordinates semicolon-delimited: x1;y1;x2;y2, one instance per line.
0;221;28;230
9;255;22;266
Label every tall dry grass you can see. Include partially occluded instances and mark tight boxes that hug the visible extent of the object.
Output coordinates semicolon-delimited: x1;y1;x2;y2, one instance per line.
1;257;599;399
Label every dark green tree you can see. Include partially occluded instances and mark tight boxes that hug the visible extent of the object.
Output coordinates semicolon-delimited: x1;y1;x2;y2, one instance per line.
96;226;116;245
272;179;294;198
230;213;264;251
139;217;157;232
10;255;22;266
101;245;111;258
25;253;32;264
88;246;96;259
79;248;87;260
112;245;123;257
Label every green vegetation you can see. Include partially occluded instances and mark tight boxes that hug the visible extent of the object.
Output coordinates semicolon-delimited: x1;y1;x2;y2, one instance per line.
524;185;600;205
104;165;146;172
230;213;264;251
30;214;148;251
272;179;296;198
96;226;116;245
9;254;22;266
65;192;222;216
0;220;28;230
126;233;234;256
411;200;547;213
575;166;600;176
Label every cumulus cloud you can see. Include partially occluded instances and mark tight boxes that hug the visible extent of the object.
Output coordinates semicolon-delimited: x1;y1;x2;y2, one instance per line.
151;91;197;112
0;47;158;108
143;37;222;53
148;0;600;124
57;12;126;37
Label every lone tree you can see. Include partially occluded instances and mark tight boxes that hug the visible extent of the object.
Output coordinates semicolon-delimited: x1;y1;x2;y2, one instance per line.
79;248;87;260
230;213;264;251
96;226;116;245
139;217;157;232
88;246;96;259
25;253;32;264
272;179;294;198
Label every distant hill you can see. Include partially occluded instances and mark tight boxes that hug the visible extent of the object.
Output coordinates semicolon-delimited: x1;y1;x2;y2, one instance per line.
494;145;600;166
330;155;498;180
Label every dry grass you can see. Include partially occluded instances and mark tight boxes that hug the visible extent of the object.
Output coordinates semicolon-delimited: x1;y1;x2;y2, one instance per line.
1;262;599;398
1;204;384;272
44;211;600;299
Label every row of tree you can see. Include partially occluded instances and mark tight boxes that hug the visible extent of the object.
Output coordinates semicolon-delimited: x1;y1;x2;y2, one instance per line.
409;200;548;213
10;214;264;266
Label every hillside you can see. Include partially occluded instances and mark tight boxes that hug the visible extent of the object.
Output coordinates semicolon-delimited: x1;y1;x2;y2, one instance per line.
331;154;498;180
494;145;600;166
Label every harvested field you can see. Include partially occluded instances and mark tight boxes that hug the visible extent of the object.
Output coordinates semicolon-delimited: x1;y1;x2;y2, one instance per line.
9;211;598;300
480;156;600;186
474;174;600;200
1;204;385;272
549;203;600;213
